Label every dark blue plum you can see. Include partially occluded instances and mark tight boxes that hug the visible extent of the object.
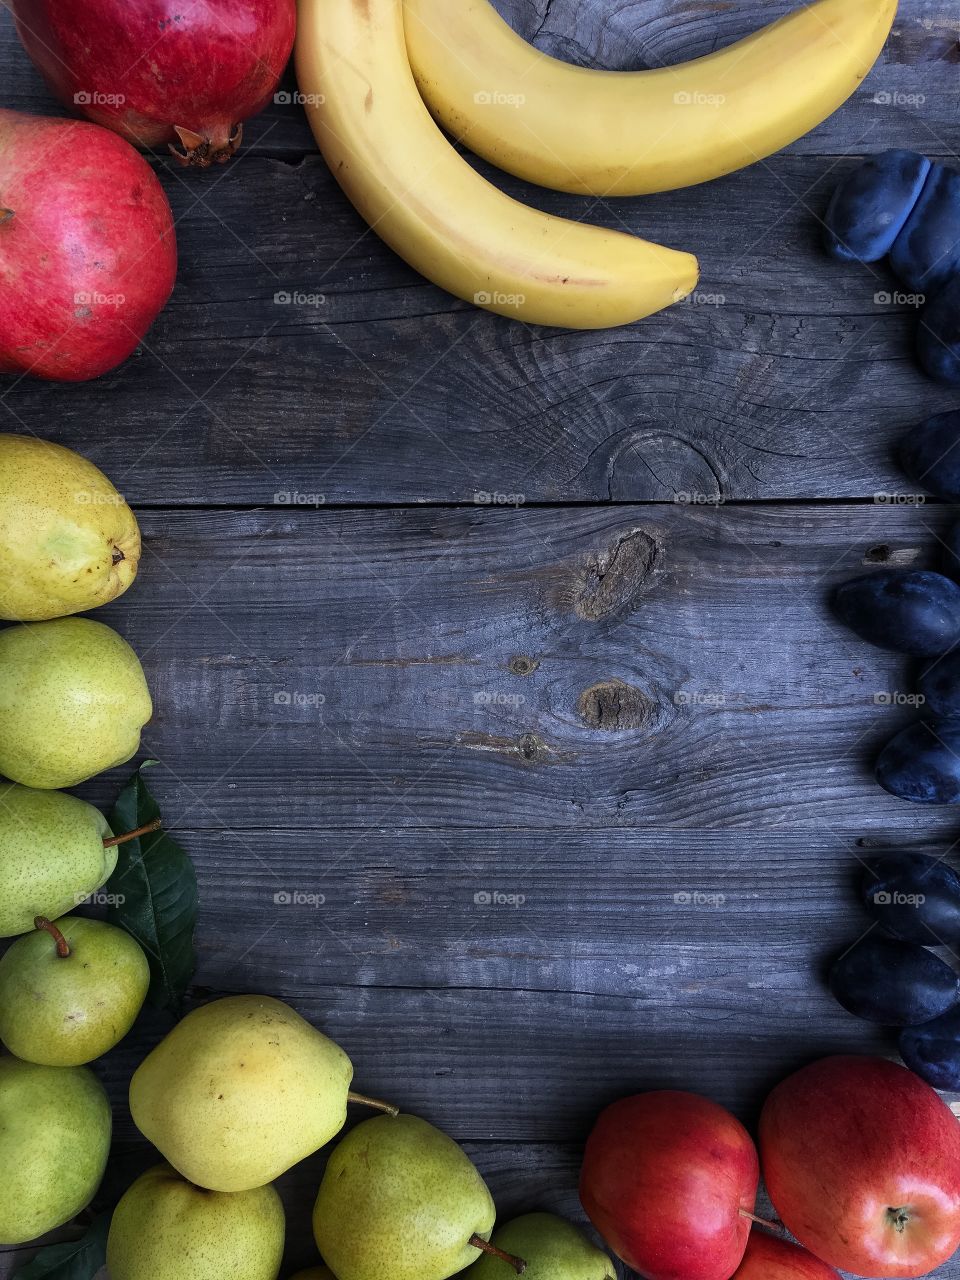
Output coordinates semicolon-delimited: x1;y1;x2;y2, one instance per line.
918;652;960;719
918;274;960;388
829;935;957;1025
833;570;960;656
860;853;960;943
899;408;960;497
876;721;960;804
891;164;960;294
900;1004;960;1089
823;151;930;263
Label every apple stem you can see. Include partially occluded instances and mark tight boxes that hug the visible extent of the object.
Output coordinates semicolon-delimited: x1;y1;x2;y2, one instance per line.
0;208;13;224
347;1091;400;1117
34;916;70;958
103;817;162;848
469;1235;527;1274
740;1209;784;1233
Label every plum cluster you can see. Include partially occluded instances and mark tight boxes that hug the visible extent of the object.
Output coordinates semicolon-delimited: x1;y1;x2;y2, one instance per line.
831;855;960;1091
824;150;960;385
830;442;960;1088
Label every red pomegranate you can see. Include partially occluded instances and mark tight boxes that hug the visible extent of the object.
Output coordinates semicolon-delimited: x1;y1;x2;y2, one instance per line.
0;110;177;382
11;0;296;167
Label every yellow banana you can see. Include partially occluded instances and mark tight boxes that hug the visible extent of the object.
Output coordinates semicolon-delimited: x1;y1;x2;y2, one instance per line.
295;0;698;329
403;0;898;197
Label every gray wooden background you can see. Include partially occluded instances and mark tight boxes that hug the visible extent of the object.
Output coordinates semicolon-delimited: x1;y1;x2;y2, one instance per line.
1;0;959;1276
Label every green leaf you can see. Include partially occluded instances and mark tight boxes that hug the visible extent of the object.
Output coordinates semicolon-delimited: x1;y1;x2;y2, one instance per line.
13;1213;110;1279
105;763;197;1015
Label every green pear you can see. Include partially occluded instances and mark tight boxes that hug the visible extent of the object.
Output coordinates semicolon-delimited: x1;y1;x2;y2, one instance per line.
314;1114;512;1280
0;1056;111;1244
467;1214;615;1279
0;784;118;936
0;434;140;622
0;617;152;788
106;1163;285;1280
130;994;396;1192
0;915;150;1064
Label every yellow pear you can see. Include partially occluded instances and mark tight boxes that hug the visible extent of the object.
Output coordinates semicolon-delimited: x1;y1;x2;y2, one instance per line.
0;618;152;788
106;1164;285;1280
0;784;116;936
0;434;139;621
0;1057;111;1245
130;994;396;1192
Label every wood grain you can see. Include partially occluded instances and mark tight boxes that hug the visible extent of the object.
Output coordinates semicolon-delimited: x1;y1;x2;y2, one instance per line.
63;503;960;837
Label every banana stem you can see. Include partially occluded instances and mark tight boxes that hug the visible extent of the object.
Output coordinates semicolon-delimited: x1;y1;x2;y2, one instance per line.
347;1091;400;1117
740;1209;784;1233
35;916;70;957
103;818;162;848
469;1235;526;1274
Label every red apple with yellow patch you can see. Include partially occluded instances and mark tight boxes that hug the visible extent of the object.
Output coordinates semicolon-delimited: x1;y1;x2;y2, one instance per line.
760;1056;960;1278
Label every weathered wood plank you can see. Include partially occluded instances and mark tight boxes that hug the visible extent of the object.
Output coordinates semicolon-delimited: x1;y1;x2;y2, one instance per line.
1;145;956;504
61;502;960;833
0;4;957;504
1;0;956;158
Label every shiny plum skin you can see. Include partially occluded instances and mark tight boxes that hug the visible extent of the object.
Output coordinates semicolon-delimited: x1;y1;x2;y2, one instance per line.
891;165;960;294
918;651;960;718
824;150;930;263
918;275;960;387
900;1005;960;1090
833;570;960;656
876;721;960;804
0;109;176;381
860;853;960;943
11;0;296;165
900;409;960;497
829;935;958;1026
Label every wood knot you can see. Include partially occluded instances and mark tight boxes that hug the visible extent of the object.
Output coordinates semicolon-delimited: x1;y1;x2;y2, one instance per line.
509;655;539;676
577;680;654;731
575;529;660;621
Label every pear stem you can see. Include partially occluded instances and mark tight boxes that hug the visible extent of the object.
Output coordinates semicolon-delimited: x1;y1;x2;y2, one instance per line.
469;1235;526;1274
347;1091;400;1117
35;916;70;958
740;1209;783;1233
103;817;162;848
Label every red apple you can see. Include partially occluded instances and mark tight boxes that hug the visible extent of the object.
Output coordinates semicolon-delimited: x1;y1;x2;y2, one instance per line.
733;1231;840;1278
760;1055;960;1278
580;1090;760;1280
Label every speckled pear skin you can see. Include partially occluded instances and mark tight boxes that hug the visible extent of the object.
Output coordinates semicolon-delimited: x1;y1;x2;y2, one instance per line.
313;1114;497;1280
466;1213;615;1279
0;916;149;1063
106;1164;285;1280
0;434;140;622
130;994;355;1192
0;617;152;788
0;1057;111;1244
0;783;116;936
